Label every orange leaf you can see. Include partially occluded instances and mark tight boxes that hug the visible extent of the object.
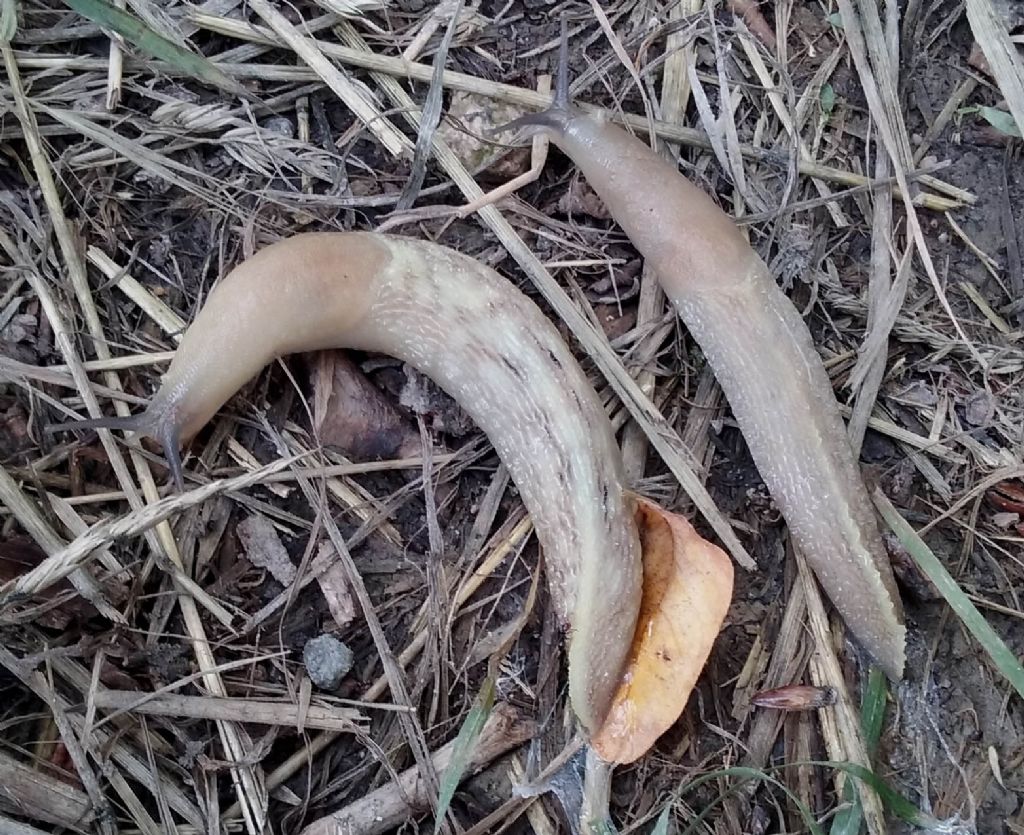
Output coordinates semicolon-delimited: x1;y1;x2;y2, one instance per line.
591;496;734;764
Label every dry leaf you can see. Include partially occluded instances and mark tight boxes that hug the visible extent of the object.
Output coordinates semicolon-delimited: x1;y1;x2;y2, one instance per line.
313;352;420;461
236;515;297;586
591;496;734;764
557;177;611;219
437;91;531;179
593;303;638;342
987;480;1024;514
727;0;777;50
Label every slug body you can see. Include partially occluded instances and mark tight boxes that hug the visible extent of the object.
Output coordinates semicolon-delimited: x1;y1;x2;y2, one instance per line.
519;106;905;678
74;232;641;731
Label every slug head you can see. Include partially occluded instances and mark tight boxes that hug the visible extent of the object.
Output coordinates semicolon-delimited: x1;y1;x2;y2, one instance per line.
490;14;577;138
46;403;185;491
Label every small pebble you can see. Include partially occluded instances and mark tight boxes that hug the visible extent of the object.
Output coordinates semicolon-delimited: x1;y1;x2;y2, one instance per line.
262;115;295;138
303;634;354;690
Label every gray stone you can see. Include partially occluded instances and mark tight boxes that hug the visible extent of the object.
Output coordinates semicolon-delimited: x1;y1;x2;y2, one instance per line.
303;634;354;690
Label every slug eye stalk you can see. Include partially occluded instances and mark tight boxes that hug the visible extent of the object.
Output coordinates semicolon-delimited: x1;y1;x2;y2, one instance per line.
47;407;184;491
490;15;576;138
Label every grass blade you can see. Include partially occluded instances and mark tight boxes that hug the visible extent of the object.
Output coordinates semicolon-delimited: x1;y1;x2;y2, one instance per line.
965;0;1024;138
829;667;889;835
859;667;888;758
821;762;938;828
0;0;16;43
679;756;934;835
979;106;1022;137
680;766;826;835
434;675;496;834
874;489;1024;700
62;0;246;98
650;805;672;835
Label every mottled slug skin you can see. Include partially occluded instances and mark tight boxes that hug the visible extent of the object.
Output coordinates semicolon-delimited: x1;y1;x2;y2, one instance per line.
534;110;906;678
143;232;642;731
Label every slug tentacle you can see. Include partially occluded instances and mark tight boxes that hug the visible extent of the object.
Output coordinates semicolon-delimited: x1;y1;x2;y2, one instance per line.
48;402;186;490
552;14;571;112
157;415;184;491
491;107;574;138
46;413;149;435
491;17;575;138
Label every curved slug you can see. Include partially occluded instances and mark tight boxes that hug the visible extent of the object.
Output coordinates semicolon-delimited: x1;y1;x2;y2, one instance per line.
55;231;641;732
500;30;905;678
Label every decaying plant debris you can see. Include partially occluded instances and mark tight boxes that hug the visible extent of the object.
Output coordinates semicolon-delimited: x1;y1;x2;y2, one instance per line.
0;0;1022;833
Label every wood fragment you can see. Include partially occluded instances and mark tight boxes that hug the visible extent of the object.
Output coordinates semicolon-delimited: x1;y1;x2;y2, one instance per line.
0;748;94;831
0;812;56;835
103;0;125;109
795;547;887;835
298;703;534;835
0;646;115;835
91;690;367;732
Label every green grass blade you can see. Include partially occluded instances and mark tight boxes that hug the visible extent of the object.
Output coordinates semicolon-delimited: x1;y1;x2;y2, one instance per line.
677;756;932;834
62;0;246;97
0;0;17;43
979;106;1023;138
433;675;496;834
859;667;888;758
829;777;864;834
829;667;888;835
819;761;938;828
650;806;672;835
874;489;1024;700
680;766;826;835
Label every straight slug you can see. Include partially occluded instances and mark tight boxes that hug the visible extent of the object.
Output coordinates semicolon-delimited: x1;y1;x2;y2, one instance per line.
54;231;643;732
499;30;906;678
